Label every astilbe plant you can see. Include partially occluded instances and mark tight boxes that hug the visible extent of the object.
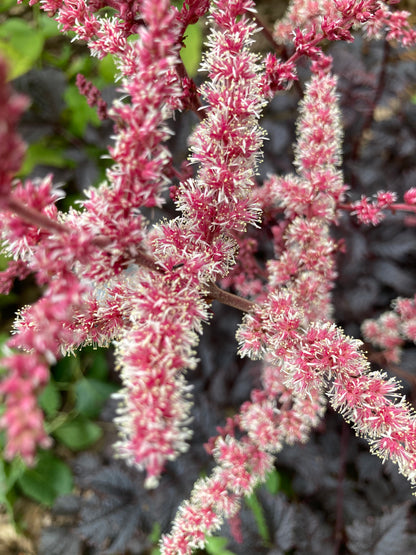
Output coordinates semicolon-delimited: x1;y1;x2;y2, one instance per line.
1;0;416;552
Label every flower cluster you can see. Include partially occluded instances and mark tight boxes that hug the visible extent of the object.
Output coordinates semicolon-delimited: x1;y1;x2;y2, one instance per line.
1;0;416;553
274;0;416;47
262;71;344;321
362;295;416;363
0;57;29;199
113;270;209;488
75;73;108;119
152;0;266;282
352;191;398;224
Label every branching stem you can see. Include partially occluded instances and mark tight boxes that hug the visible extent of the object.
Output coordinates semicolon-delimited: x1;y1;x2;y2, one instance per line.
4;196;255;313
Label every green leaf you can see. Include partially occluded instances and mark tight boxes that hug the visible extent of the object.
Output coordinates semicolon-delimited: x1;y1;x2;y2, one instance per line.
53;415;103;450
0;461;12;516
39;380;61;418
149;522;161;543
58;192;83;212
52;355;80;383
180;22;202;77
84;348;109;380
0;251;12;271
67;54;96;80
43;43;73;70
0;292;18;308
265;468;281;495
37;13;61;39
0;18;44;79
75;377;118;418
17;452;73;506
0;333;11;358
245;492;270;544
205;536;237;555
5;458;27;490
19;141;70;177
0;457;26;516
64;84;100;137
0;0;17;13
99;54;117;83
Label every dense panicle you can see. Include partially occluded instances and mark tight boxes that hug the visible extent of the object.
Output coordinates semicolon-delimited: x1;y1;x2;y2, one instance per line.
1;0;416;553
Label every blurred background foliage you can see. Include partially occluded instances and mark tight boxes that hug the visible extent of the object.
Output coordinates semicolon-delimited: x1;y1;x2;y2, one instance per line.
1;1;416;554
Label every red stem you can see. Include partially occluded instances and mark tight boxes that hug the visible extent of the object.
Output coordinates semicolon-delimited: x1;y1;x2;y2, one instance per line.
5;197;68;234
4;196;255;313
207;282;256;313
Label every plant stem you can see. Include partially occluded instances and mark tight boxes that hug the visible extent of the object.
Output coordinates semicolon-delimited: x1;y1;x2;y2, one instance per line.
5;196;256;313
5;197;68;234
207;282;256;313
